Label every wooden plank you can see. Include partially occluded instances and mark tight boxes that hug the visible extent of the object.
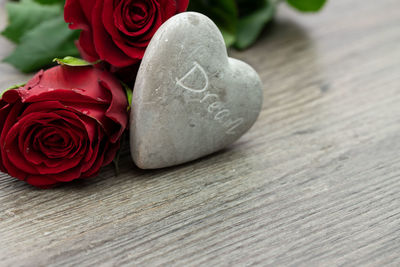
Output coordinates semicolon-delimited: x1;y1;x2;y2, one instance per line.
0;0;399;266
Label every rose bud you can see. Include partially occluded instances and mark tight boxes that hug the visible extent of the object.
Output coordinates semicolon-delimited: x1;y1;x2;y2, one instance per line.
0;65;128;188
64;0;189;68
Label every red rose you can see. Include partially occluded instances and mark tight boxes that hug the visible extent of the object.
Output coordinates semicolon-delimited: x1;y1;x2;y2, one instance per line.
0;65;128;188
64;0;189;68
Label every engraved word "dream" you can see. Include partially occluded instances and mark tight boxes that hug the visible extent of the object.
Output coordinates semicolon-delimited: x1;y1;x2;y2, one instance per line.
176;62;244;135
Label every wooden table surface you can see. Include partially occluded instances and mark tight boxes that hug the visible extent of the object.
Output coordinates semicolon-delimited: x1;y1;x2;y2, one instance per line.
1;0;400;266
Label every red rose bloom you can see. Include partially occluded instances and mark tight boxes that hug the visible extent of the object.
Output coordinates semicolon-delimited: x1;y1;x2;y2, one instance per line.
0;65;128;188
64;0;189;68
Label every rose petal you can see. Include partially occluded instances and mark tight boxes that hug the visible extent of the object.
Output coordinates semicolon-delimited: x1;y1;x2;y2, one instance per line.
103;0;162;58
113;0;157;38
176;0;190;13
64;0;90;30
99;72;128;142
77;30;100;62
0;100;28;179
159;0;178;21
20;66;111;104
92;0;138;67
25;175;59;188
81;124;103;173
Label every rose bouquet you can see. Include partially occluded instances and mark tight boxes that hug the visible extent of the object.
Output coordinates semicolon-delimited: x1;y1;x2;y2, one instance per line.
0;0;326;188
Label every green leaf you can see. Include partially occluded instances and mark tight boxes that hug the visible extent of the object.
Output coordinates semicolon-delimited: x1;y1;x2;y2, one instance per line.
3;16;80;73
236;0;269;16
286;0;327;12
120;82;133;111
1;0;62;44
54;56;95;67
188;0;238;47
220;28;236;47
33;0;65;4
6;83;26;91
234;0;276;50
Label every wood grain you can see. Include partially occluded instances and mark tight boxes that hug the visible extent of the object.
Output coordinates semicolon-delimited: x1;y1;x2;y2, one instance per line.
1;0;400;266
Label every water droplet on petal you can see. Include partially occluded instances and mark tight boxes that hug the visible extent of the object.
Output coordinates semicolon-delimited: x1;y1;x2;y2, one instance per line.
82;110;90;115
72;88;85;93
47;88;55;92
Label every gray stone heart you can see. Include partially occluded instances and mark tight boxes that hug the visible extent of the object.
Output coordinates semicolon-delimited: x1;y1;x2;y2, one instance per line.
130;12;263;169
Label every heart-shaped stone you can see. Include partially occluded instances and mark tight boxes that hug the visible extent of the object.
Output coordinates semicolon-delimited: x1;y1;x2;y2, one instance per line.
130;12;263;169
